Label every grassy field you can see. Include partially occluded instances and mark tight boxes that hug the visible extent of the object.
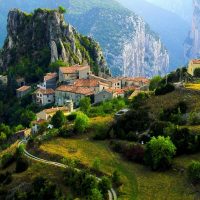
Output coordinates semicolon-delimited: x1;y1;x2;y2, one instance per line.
39;136;199;200
144;89;200;118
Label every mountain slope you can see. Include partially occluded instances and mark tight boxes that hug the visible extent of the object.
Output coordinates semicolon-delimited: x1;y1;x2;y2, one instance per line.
116;0;189;70
184;0;200;62
0;8;107;76
0;0;169;77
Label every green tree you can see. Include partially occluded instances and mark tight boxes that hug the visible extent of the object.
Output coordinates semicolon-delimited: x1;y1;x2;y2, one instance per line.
58;6;67;14
145;136;176;170
88;188;103;200
194;68;200;77
74;112;89;133
149;76;162;91
51;111;66;128
0;132;7;143
80;97;91;114
112;170;122;187
20;110;36;127
187;161;200;184
98;176;111;197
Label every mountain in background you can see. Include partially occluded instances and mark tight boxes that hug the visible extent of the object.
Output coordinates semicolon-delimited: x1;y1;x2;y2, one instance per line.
184;0;200;62
0;0;169;77
145;0;193;24
116;0;190;70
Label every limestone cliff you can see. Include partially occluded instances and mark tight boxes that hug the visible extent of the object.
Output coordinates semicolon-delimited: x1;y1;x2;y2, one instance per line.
184;0;200;62
0;9;107;75
67;8;169;77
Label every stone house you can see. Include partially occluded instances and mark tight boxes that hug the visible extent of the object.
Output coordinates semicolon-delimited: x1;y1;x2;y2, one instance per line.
36;106;73;121
16;85;31;98
74;79;109;93
55;85;94;107
0;75;8;85
108;78;122;89
188;59;200;76
121;77;149;88
59;65;90;84
34;88;55;106
38;72;58;89
95;88;125;103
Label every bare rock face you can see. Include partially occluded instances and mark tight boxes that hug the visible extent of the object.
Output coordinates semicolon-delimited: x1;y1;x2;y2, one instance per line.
184;0;200;61
67;8;169;77
0;9;107;74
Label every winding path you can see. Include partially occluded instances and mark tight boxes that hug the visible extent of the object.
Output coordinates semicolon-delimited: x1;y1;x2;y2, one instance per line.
18;140;117;200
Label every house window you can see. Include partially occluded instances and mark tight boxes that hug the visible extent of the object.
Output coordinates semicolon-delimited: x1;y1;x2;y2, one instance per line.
48;100;51;102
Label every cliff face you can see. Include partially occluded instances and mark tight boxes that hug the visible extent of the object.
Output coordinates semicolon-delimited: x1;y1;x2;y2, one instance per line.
184;0;200;61
67;8;169;77
0;9;107;74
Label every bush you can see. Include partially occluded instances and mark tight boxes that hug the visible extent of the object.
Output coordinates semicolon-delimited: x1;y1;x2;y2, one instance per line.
188;112;200;125
130;92;149;109
0;153;15;169
112;170;122;187
155;83;175;96
149;121;170;137
15;157;29;173
145;136;176;171
98;176;111;197
187;161;200;184
0;172;12;185
80;97;91;114
67;112;77;121
92;157;101;171
59;125;73;138
51;111;66;128
74;112;89;133
149;76;162;91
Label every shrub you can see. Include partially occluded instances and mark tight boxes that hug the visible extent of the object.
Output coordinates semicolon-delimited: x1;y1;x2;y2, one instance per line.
0;172;12;185
0;153;15;169
112;170;122;187
51;110;66;128
92;157;101;171
67;112;77;121
145;136;176;171
15;157;29;173
188;112;200;125
194;68;200;77
149;121;170;137
130;92;149;109
149;76;162;91
187;161;200;184
98;176;111;197
88;188;103;200
74;112;89;133
155;83;175;96
80;97;91;114
59;125;73;138
15;144;25;158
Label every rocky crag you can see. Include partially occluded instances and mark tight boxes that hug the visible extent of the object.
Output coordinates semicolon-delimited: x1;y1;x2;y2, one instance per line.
0;8;107;75
184;0;200;62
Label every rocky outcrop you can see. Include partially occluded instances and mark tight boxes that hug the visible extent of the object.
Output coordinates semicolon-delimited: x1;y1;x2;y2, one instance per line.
67;8;169;77
184;0;200;62
0;9;107;74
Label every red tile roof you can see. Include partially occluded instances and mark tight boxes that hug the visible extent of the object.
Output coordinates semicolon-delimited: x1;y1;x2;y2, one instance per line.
74;79;99;87
192;59;200;64
44;72;57;81
43;107;69;114
17;85;31;92
56;85;94;95
105;88;125;95
121;77;149;83
36;88;55;95
59;65;90;74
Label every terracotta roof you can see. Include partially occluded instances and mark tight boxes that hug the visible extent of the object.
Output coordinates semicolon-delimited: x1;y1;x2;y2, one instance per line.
56;85;94;95
192;59;200;64
59;65;90;74
17;85;31;92
105;88;125;95
36;88;55;95
44;72;57;81
32;119;46;125
121;77;149;83
74;79;100;87
108;78;121;83
123;86;138;91
43;107;69;114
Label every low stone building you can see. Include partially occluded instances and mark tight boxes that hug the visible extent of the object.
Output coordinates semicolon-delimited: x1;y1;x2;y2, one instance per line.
16;85;31;98
74;79;109;93
55;85;94;107
59;65;90;84
38;72;58;89
34;88;55;106
188;59;200;76
36;106;73;121
95;88;125;103
121;77;149;88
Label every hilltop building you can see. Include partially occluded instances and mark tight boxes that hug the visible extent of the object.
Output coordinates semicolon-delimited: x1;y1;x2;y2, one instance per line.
188;59;200;76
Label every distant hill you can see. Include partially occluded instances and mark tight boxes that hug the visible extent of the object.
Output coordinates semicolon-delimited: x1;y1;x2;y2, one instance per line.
116;0;190;70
